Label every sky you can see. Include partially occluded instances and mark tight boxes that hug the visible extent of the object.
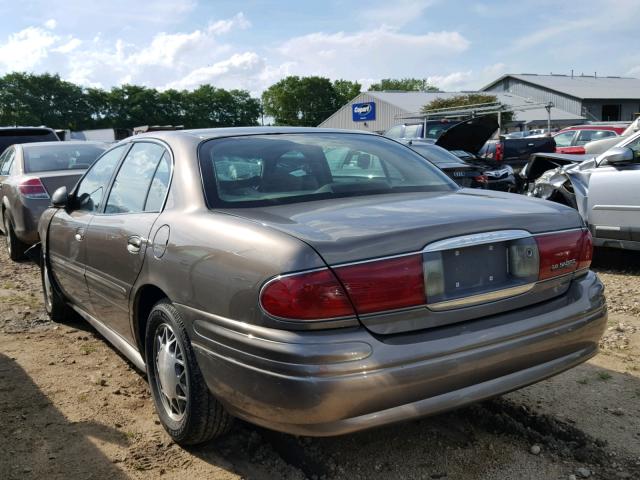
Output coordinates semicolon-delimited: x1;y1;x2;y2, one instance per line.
1;0;639;96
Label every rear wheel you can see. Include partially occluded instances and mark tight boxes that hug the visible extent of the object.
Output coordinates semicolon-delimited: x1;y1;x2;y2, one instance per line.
4;214;26;261
40;255;72;323
145;300;232;445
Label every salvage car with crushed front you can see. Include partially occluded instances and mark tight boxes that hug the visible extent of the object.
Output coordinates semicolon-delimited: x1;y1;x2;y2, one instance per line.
529;130;640;251
34;127;606;446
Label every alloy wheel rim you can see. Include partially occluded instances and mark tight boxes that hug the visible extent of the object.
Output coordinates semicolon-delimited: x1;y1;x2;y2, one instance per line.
154;323;189;421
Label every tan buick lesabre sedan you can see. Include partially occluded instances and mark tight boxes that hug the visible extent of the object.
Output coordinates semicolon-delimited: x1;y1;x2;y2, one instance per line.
36;127;606;445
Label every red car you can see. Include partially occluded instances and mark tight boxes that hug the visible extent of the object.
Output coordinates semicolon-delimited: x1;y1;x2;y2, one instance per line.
553;125;626;154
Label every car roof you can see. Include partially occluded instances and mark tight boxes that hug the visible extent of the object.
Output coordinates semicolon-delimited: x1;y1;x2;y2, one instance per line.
0;126;56;132
132;126;377;142
19;140;107;148
561;125;624;132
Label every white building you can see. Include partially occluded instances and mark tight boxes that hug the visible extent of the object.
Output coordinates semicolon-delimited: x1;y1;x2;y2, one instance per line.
319;90;585;133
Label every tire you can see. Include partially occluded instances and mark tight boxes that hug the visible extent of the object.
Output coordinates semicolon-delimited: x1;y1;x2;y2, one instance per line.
40;254;72;323
4;214;26;261
145;300;232;445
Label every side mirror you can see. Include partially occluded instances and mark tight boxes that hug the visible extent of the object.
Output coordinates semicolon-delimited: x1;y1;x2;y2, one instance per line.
51;186;69;208
600;147;635;165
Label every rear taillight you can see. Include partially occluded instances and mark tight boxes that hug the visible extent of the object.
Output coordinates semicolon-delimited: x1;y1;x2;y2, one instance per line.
260;269;355;320
334;255;425;314
474;174;489;184
18;178;49;199
577;229;593;270
535;230;587;280
495;142;504;161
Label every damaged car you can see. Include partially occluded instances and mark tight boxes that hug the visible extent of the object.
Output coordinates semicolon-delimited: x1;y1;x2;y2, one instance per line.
530;131;640;250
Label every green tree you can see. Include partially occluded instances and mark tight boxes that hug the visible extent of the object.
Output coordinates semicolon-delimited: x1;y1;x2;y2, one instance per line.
421;93;513;123
262;75;341;126
332;79;361;106
369;78;440;92
0;72;90;129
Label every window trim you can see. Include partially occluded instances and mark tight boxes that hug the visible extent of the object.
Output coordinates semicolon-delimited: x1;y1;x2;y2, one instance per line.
99;139;175;216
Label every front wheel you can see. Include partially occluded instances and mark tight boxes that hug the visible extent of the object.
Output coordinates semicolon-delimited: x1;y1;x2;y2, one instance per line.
145;300;232;445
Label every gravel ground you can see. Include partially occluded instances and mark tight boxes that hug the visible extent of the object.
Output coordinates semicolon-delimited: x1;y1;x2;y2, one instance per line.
0;245;638;480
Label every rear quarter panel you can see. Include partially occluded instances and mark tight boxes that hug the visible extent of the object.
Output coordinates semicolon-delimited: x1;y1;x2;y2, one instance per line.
132;208;327;329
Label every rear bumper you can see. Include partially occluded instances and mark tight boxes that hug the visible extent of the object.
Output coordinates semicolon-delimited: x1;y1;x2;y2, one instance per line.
11;200;47;245
180;271;606;436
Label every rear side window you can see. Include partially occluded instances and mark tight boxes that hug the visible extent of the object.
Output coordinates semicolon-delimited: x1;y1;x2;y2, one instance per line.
105;142;166;214
385;125;403;138
75;145;126;213
199;133;456;207
144;152;172;212
23;145;105;173
0;148;15;175
403;125;422;139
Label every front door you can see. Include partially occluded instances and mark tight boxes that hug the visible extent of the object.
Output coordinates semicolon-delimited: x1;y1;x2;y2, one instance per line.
587;136;640;242
48;145;127;307
83;142;171;342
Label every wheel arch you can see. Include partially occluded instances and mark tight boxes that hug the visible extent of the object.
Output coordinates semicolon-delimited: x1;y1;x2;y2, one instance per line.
132;284;169;356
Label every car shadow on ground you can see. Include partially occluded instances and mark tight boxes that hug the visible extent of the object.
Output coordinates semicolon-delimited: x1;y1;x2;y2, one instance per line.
183;360;640;480
0;352;129;480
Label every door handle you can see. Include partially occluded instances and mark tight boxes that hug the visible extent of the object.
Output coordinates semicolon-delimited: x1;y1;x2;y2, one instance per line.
74;228;85;242
127;236;145;255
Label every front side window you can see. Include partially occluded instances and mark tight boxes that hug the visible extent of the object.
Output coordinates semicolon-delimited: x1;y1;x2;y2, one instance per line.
403;125;422;139
553;131;576;147
75;145;126;212
23;144;105;173
199;133;456;207
105;142;166;214
623;135;640;160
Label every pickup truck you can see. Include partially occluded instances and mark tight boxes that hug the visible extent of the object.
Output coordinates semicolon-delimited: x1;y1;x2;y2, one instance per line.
478;136;556;172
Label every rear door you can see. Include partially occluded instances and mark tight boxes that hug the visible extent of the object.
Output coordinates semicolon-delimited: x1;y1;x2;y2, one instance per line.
83;141;172;342
48;145;127;307
587;136;640;242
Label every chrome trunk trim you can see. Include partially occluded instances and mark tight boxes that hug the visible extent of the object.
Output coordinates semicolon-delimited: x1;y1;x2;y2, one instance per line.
423;229;531;253
427;282;536;311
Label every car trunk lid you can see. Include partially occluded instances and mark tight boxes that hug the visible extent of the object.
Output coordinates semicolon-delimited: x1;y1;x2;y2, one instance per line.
229;190;586;334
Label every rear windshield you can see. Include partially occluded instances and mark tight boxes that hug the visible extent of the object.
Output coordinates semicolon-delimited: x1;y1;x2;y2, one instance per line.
199;133;457;207
24;144;106;173
0;129;59;154
409;144;465;166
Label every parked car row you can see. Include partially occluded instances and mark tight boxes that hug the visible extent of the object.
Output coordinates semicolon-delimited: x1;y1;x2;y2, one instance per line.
0;127;605;447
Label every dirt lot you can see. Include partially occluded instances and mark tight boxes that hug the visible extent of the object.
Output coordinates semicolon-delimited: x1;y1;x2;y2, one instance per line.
1;246;639;480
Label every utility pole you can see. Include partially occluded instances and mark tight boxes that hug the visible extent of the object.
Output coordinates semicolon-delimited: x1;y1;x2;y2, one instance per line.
545;102;554;132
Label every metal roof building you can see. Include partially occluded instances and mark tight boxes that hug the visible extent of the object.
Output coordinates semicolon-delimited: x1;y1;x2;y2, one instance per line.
318;90;583;133
481;74;640;122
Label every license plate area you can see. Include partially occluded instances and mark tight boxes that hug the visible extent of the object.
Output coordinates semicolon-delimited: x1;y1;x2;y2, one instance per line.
423;231;539;309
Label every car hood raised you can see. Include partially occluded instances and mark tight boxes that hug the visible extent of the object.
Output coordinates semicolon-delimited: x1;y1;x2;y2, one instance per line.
225;190;583;265
435;114;499;154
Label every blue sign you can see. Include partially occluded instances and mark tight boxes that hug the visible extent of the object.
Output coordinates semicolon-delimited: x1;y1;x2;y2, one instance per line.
352;102;376;122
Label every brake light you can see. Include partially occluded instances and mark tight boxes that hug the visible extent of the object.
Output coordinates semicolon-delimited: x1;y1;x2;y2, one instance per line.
260;269;355;320
495;142;504;162
578;229;593;270
334;255;425;314
18;178;49;199
474;175;489;184
535;230;585;280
